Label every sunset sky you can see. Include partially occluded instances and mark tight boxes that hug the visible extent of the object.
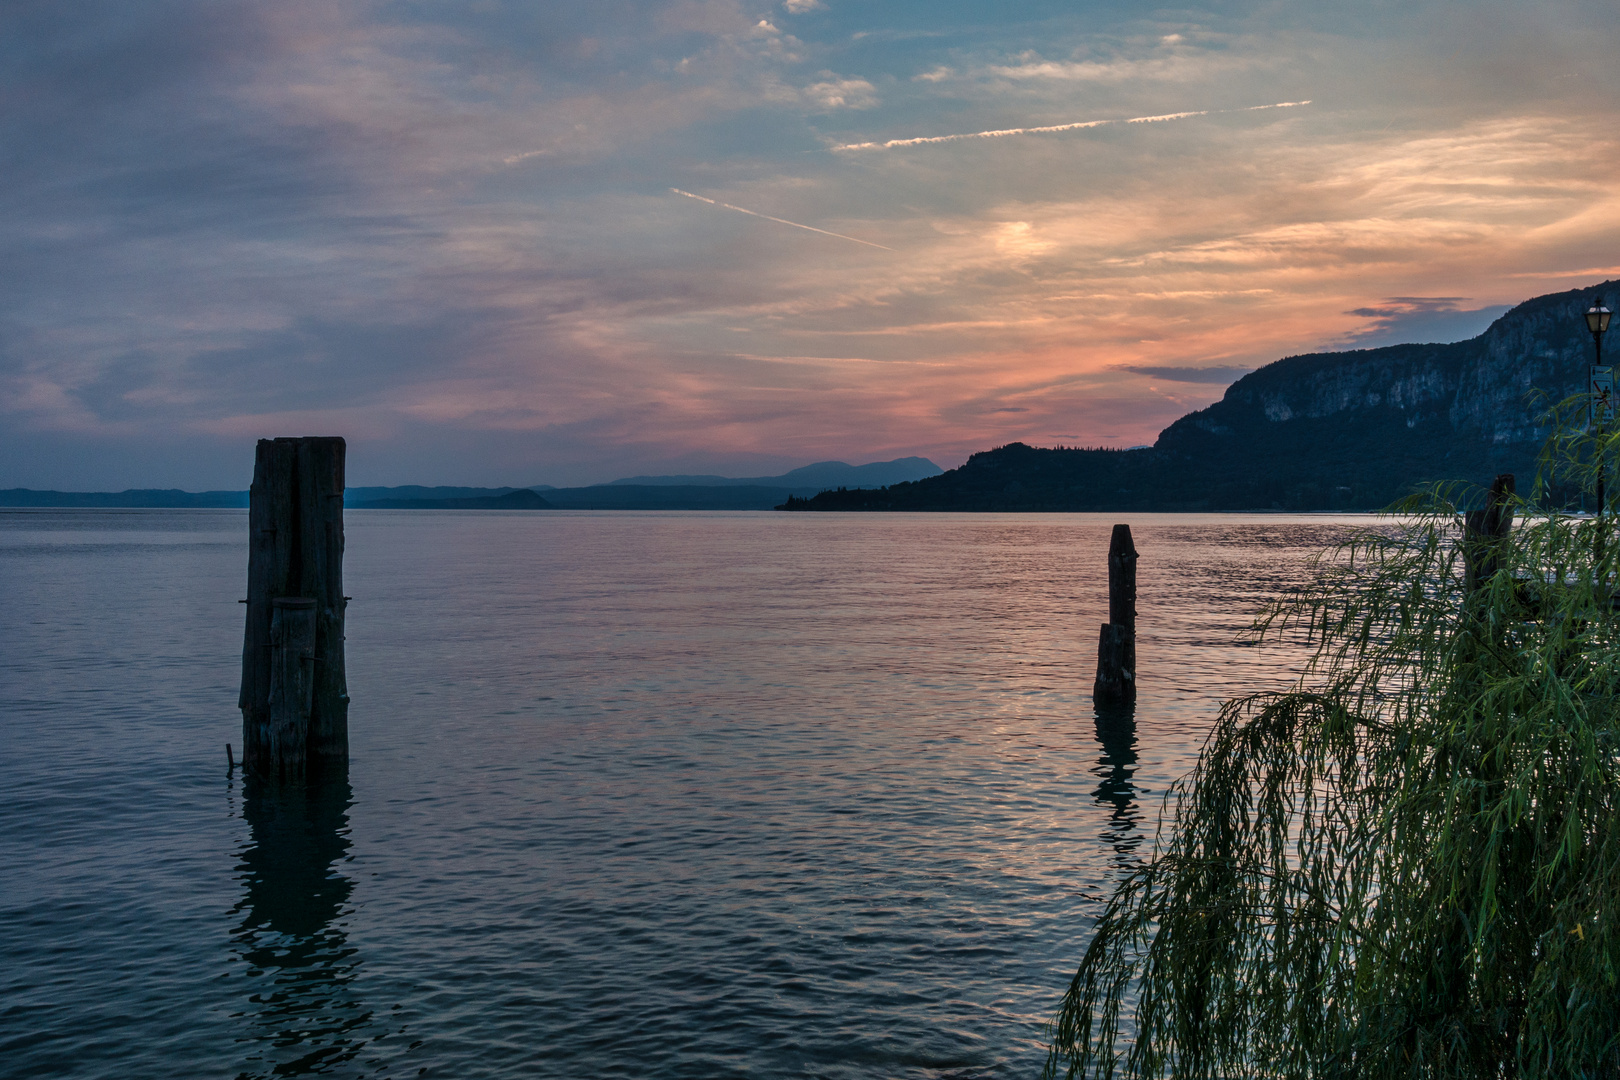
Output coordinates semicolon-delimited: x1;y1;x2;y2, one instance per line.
5;0;1620;489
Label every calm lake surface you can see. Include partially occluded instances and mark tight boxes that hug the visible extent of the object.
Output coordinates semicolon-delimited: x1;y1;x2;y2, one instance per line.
0;510;1369;1079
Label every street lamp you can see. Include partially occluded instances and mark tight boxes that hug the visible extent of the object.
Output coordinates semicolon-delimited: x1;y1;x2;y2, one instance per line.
1588;297;1612;349
1588;296;1612;519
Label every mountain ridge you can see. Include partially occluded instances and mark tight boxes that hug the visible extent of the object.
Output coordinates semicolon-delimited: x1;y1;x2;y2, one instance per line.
605;457;941;489
0;456;940;509
786;280;1616;513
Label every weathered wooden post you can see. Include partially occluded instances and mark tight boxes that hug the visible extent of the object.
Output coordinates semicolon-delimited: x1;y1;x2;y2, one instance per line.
239;437;348;780
1463;473;1515;595
1093;523;1138;704
267;597;317;776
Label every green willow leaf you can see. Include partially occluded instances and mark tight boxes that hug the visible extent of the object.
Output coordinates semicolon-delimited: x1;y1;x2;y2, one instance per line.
1047;397;1620;1080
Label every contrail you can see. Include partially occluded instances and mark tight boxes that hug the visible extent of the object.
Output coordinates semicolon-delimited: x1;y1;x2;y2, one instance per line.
831;100;1312;151
669;188;894;250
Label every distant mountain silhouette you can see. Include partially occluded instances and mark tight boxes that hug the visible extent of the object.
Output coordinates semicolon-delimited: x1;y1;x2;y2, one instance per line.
341;457;943;511
543;485;807;510
354;489;554;510
352;484;813;511
785;281;1616;512
0;488;249;508
605;457;941;489
1;458;940;511
344;485;545;506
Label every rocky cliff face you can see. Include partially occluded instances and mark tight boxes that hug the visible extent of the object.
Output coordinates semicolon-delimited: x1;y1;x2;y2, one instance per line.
792;281;1619;512
1164;282;1613;462
1456;286;1607;444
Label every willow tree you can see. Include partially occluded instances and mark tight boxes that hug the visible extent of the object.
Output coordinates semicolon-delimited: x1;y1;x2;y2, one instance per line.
1048;408;1620;1079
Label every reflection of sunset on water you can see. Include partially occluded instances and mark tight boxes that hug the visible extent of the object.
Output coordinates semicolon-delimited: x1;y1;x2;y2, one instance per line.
2;508;1364;1076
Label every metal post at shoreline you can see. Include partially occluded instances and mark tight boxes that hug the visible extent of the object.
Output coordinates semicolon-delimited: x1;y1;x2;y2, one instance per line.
1587;297;1612;521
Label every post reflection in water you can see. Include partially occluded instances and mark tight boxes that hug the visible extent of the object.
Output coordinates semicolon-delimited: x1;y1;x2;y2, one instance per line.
1092;702;1143;863
229;774;389;1078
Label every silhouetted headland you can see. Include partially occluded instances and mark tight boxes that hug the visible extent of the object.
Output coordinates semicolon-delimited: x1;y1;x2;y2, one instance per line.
780;280;1615;513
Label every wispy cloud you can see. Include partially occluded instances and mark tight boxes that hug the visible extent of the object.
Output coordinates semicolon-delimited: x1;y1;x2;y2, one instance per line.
669;189;894;250
804;74;878;110
830;100;1311;151
731;353;953;367
1336;297;1511;348
4;1;1619;489
1120;365;1254;384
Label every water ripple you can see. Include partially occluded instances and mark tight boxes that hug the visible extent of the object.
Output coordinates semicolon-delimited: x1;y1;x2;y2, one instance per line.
0;508;1362;1078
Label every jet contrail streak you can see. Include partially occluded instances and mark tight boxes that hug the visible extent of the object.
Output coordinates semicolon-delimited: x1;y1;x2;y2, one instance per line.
831;100;1312;151
669;188;894;250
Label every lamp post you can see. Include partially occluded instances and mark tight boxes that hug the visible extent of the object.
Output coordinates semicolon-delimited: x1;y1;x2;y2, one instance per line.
1588;297;1612;518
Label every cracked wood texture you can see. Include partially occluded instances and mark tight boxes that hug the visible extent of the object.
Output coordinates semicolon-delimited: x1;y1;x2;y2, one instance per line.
239;437;348;780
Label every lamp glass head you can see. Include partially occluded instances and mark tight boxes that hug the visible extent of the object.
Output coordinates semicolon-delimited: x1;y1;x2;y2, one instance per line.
1588;301;1612;335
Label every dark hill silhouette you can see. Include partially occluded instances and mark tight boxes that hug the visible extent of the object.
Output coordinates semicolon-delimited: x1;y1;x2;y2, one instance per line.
784;280;1615;512
0;458;939;511
606;457;941;489
0;488;251;508
356;489;555;510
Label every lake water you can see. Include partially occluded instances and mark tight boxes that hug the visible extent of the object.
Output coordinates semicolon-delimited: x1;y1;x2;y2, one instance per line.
0;509;1366;1079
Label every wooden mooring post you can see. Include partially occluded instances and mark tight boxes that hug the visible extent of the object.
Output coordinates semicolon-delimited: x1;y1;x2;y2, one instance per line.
1093;523;1138;705
239;437;348;781
1463;473;1515;595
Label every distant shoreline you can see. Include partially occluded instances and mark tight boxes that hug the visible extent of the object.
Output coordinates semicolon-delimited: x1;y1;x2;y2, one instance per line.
0;501;1383;516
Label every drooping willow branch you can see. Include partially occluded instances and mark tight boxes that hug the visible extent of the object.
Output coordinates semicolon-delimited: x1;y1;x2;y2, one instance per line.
1047;399;1620;1080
